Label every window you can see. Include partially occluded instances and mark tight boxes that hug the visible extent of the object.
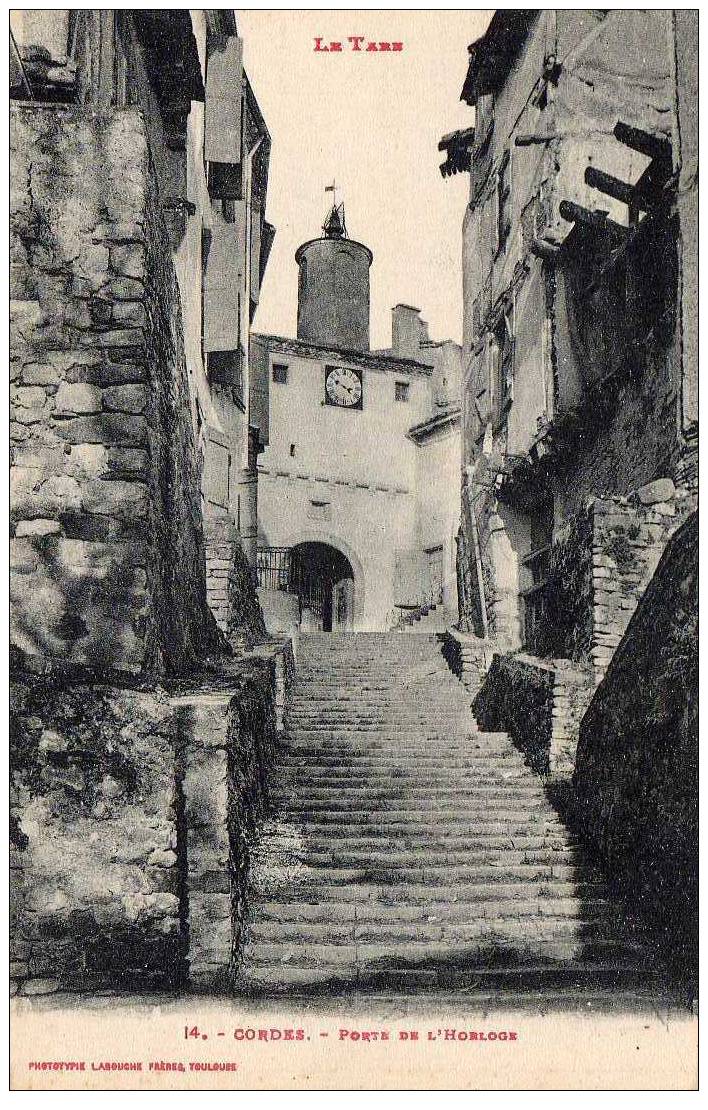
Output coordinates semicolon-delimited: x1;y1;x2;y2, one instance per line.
272;363;288;384
496;150;511;253
207;349;244;405
207;161;243;202
491;308;514;424
395;381;410;403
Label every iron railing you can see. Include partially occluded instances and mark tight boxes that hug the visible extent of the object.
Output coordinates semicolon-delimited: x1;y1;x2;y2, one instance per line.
256;546;291;592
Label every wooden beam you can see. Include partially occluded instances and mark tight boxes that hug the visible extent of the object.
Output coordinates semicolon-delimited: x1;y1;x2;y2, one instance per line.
613;121;672;164
559;199;627;238
584;165;637;207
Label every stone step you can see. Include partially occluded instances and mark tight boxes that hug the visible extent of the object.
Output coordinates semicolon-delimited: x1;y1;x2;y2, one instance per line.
277;809;559;828
292;674;460;684
250;879;606;904
286;720;476;730
247;916;630;946
259;847;579;868
281;734;512;747
257;833;579;853
294;663;452;671
260;842;578;862
270;800;551;818
273;771;531;787
277;753;525;769
270;790;545;805
296;652;448;660
291;819;572;838
291;707;474;715
289;690;470;699
250;898;611;925
251;862;592;885
270;784;548;802
288;707;473;716
278;751;523;764
243;938;643;970
235;961;653;996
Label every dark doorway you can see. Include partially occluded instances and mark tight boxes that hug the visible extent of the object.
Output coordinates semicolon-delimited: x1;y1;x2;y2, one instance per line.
291;542;355;631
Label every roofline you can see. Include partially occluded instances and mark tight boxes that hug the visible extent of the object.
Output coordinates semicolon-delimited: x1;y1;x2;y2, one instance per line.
245;75;270;142
407;406;461;442
251;333;433;375
295;237;373;266
460;11;537;106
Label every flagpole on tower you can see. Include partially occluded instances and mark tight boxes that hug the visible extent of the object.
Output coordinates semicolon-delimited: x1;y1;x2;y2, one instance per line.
324;180;337;210
323;181;347;238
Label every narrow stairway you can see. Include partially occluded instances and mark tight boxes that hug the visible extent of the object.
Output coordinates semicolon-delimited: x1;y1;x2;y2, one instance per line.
239;632;666;1007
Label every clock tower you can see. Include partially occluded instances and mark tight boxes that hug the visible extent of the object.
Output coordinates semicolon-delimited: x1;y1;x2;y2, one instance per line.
295;202;373;351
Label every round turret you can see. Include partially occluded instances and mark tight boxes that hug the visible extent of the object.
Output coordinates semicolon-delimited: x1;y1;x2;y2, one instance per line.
295;204;372;351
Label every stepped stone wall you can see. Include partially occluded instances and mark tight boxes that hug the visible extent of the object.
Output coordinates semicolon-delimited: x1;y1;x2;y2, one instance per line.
179;659;278;991
205;517;266;647
574;512;698;984
472;481;693;777
587;484;694;680
473;654;593;777
538;484;693;670
442;628;492;696
10;103;220;679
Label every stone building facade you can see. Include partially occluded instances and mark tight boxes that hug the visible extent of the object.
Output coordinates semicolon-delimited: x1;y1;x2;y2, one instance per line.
439;11;697;982
10;9;273;659
441;10;697;670
250;208;462;632
9;10;287;997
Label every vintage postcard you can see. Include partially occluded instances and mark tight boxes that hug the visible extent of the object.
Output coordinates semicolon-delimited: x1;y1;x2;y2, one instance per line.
9;7;698;1090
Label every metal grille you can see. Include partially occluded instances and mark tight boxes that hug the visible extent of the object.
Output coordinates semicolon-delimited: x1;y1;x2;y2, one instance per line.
426;546;444;606
256;546;291;591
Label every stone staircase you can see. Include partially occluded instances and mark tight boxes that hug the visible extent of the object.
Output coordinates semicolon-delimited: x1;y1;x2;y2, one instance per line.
238;632;667;1007
394;602;448;632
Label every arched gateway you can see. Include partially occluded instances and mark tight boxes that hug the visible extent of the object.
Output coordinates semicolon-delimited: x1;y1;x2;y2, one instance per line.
291;541;354;631
257;532;365;631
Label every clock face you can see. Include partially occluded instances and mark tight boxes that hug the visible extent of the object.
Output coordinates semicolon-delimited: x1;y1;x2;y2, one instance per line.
324;366;363;409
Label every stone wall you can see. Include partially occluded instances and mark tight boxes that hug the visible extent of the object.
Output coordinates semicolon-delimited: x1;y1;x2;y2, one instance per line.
177;658;279;991
10;678;187;996
11;644;294;996
528;482;695;676
10;103;220;679
589;482;694;681
544;509;594;661
473;652;594;777
205;517;267;647
442;628;492;697
473;654;554;775
573;512;698;985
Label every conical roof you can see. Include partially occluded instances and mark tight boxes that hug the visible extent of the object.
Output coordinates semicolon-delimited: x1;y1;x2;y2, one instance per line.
323;203;345;239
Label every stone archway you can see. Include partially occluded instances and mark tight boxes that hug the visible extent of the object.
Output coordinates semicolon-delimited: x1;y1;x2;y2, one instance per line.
288;529;366;628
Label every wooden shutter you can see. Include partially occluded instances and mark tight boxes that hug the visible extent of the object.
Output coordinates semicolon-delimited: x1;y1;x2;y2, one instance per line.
204;36;243;166
203;203;247;352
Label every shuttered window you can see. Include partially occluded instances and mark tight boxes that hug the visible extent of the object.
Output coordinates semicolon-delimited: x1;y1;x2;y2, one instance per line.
496;150;512;254
492;306;514;425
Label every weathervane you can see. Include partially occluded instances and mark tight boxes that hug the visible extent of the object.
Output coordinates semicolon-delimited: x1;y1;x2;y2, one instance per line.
323;181;348;238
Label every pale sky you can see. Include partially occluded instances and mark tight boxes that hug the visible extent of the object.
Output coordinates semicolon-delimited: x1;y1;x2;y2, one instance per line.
237;10;493;348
